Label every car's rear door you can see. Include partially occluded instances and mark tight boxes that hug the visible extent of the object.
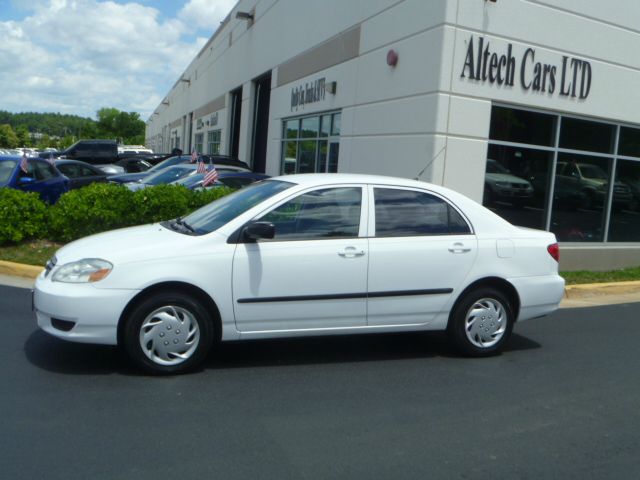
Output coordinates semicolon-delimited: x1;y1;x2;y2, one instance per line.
232;185;368;332
366;185;478;326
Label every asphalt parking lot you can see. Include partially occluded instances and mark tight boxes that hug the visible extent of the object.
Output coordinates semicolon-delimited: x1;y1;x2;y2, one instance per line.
1;284;639;479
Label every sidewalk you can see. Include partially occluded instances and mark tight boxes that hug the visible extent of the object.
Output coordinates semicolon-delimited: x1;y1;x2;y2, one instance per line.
2;259;640;308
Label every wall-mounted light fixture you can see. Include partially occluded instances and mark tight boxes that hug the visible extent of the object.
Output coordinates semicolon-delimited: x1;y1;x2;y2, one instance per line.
179;78;191;85
387;49;399;67
235;11;254;21
325;81;337;95
161;100;169;105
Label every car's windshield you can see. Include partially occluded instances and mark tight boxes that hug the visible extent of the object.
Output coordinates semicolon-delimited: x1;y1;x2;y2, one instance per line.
182;180;294;234
486;160;509;174
0;160;17;184
147;155;189;173
579;164;608;180
144;166;194;185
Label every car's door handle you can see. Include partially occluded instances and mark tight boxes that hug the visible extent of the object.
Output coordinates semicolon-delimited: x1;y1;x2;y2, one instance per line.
448;242;471;254
338;246;366;258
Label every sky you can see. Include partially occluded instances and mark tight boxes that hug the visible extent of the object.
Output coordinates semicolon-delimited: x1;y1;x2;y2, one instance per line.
0;0;237;121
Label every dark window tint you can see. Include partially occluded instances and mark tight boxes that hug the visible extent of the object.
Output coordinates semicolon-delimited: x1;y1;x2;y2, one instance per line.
489;106;556;147
374;188;470;237
608;159;640;241
57;164;80;178
261;187;361;240
33;162;57;180
618;126;640;158
559;117;615;154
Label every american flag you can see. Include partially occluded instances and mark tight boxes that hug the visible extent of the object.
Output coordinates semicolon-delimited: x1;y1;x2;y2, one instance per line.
48;152;55;166
196;159;206;174
202;164;219;187
190;147;198;163
20;152;29;173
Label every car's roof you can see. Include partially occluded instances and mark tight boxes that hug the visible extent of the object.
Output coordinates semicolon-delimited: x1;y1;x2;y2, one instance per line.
273;173;445;190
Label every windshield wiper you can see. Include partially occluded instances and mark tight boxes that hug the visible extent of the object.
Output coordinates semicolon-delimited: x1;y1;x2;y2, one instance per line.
175;216;196;234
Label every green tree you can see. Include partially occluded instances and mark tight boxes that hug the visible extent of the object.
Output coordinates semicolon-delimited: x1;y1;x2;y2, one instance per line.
37;134;52;149
15;125;31;147
0;124;19;148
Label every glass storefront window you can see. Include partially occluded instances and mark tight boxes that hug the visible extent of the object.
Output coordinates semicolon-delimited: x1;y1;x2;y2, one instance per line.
618;127;640;158
608;159;640;241
207;130;221;154
559;117;615;154
483;144;552;230
281;111;340;174
301;117;319;138
489;106;556;147
194;133;203;154
282;141;297;174
487;105;640;242
550;153;613;242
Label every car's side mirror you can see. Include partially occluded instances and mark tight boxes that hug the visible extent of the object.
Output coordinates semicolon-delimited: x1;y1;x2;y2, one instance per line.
17;176;35;185
243;221;275;242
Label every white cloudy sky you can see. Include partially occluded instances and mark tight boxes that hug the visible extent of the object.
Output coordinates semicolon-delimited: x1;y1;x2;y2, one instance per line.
0;0;236;120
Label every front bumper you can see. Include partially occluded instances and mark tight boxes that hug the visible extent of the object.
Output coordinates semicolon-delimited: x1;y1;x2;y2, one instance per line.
34;272;139;345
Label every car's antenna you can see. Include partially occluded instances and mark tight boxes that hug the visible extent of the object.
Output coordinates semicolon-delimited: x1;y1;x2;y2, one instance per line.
414;144;446;181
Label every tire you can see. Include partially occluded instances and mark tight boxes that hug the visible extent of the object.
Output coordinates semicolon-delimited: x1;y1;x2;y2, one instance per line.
123;291;215;375
447;287;514;357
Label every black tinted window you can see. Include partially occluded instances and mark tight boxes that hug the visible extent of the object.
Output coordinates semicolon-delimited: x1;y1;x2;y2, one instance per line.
261;187;361;240
559;117;615;154
374;188;470;237
489;106;556;147
33;162;57;180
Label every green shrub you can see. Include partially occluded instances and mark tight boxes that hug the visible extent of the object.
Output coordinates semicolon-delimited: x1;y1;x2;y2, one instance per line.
0;188;48;244
131;184;193;223
8;182;237;244
188;186;235;210
48;183;136;242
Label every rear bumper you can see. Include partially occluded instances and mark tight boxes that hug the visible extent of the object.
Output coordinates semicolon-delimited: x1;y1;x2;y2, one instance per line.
508;274;565;321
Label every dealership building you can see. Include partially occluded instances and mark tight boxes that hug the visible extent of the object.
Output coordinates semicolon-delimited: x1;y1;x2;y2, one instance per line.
146;0;640;270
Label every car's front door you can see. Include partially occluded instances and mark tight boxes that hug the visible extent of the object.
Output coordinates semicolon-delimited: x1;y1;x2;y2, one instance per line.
232;186;368;332
366;186;478;326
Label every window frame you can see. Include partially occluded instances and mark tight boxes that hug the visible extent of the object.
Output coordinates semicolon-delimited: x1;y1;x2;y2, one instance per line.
252;184;368;242
488;103;640;242
280;111;341;174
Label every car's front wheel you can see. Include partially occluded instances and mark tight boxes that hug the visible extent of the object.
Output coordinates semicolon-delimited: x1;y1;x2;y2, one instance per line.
123;292;215;375
447;287;514;356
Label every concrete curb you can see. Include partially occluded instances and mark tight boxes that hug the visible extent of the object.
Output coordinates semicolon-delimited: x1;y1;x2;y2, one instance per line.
0;260;43;279
564;280;640;299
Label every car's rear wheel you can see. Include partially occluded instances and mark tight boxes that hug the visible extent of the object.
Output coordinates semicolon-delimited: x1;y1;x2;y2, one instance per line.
123;292;215;375
447;287;514;356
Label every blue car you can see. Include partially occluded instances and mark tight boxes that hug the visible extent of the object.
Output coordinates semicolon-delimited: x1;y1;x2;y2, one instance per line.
0;156;69;203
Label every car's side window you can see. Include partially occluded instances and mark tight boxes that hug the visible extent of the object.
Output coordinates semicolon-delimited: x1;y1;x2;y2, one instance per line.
374;188;471;237
34;162;57;180
260;187;362;240
58;164;78;178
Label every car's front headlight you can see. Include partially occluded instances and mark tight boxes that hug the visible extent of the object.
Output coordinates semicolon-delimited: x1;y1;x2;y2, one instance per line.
52;259;113;283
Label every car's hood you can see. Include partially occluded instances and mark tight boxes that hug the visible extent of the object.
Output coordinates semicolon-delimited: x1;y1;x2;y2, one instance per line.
53;223;211;266
485;173;532;186
107;172;147;183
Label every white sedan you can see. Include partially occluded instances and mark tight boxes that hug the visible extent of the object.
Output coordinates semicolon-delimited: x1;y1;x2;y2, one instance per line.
34;174;564;374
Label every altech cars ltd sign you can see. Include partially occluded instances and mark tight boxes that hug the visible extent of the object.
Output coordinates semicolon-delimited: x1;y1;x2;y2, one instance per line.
460;35;592;99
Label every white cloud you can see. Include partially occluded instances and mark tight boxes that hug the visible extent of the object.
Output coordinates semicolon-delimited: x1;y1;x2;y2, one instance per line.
178;0;237;32
0;0;232;119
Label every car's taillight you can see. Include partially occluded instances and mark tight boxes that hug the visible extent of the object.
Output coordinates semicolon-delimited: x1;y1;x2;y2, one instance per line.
547;243;560;262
